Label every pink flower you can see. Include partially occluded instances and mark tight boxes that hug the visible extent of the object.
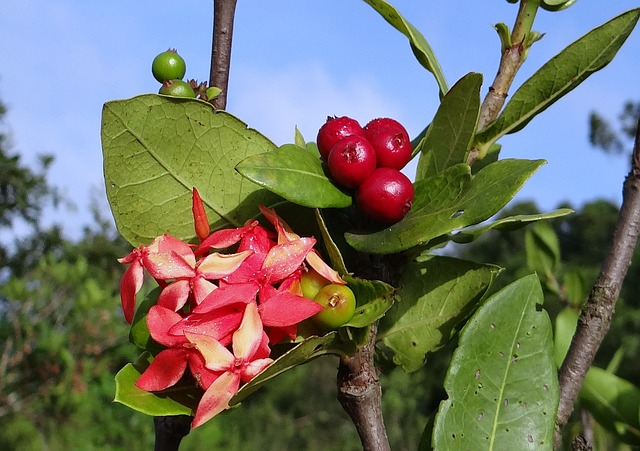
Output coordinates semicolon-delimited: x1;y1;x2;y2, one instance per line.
187;302;273;428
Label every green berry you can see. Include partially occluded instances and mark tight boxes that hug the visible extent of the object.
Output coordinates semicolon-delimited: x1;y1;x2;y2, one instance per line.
159;80;196;98
152;49;186;83
312;284;356;330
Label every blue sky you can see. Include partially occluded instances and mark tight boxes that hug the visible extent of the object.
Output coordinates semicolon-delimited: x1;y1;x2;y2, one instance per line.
1;1;639;242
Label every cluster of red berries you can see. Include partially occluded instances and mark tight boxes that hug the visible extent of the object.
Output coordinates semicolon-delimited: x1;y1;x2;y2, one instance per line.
317;116;415;224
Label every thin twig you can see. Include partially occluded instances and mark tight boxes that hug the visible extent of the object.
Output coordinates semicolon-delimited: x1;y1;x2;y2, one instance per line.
555;117;640;443
209;0;238;110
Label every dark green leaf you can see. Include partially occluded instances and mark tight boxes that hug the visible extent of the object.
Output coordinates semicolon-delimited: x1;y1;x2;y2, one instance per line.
129;287;161;351
231;333;355;405
362;0;448;97
433;274;558;450
342;275;396;328
450;209;572;244
475;9;640;155
315;209;349;275
416;73;482;181
236;144;352;209
102;95;280;246
345;159;545;254
378;256;500;372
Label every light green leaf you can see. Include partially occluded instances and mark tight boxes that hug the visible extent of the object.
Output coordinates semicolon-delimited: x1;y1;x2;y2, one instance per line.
416;73;482;181
525;221;561;277
362;0;448;97
114;360;196;417
102;94;280;246
475;9;640;154
378;256;500;372
450;209;572;244
581;367;640;445
236;144;352;209
433;274;559;450
345;159;545;254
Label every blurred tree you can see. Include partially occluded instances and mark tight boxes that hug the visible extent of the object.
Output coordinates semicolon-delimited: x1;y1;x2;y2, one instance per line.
589;100;639;155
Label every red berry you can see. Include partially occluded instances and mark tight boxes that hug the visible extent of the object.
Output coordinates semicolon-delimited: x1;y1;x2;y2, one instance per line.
356;168;414;224
364;118;412;170
327;135;377;189
317;116;365;161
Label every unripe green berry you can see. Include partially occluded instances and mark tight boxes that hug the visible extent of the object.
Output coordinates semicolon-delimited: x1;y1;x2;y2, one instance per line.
152;49;186;83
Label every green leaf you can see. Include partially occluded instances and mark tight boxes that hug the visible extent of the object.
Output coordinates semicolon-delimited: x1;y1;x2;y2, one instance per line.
580;367;640;445
231;332;355;405
379;256;500;372
315;209;349;275
114;361;196;417
129;287;161;351
416;73;482;181
553;307;579;367
450;208;573;244
433;274;559;450
236;144;352;209
102;94;280;246
554;308;640;444
475;9;640;154
362;0;448;97
342;275;396;328
525;221;560;277
345;159;545;254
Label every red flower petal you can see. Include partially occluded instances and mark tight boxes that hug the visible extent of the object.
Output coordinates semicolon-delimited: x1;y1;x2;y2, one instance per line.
192;188;210;242
120;259;144;324
147;305;187;347
136;348;189;392
258;291;323;328
194;283;259;313
191;371;240;429
157;279;190;312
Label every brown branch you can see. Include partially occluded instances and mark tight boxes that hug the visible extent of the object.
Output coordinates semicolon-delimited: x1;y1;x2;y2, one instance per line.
337;322;391;451
555;117;640;441
468;0;540;164
209;0;238;110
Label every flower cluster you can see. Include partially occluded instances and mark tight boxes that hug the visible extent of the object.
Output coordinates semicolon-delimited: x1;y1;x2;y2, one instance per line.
118;188;345;428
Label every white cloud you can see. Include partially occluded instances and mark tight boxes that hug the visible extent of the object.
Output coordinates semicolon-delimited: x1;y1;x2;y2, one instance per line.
228;61;411;146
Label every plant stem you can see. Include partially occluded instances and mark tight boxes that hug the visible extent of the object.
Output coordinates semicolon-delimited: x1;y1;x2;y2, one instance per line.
209;0;238;110
555;117;640;443
337;322;391;451
153;415;192;451
469;0;540;163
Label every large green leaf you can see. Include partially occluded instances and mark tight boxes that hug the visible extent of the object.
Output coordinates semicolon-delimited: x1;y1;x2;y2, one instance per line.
101;94;280;246
378;256;500;372
474;9;640;156
432;274;558;450
416;73;482;181
345;159;545;254
236;144;352;209
362;0;448;97
114;358;197;417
